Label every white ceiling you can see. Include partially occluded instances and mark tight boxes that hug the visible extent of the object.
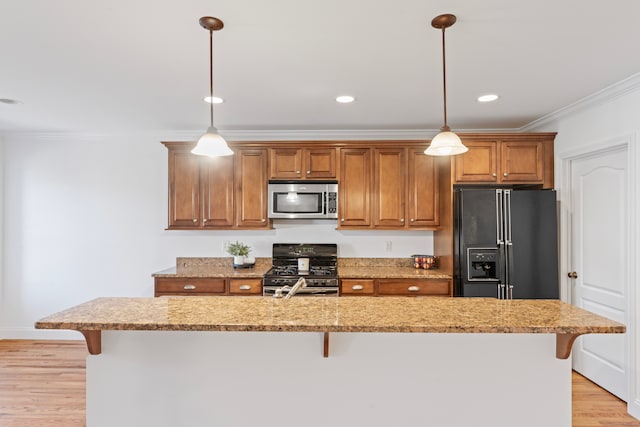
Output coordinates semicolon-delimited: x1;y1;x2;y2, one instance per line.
1;1;639;135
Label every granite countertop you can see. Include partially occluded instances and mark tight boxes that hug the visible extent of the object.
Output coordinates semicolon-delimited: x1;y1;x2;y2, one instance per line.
153;257;271;278
36;296;625;335
153;257;453;280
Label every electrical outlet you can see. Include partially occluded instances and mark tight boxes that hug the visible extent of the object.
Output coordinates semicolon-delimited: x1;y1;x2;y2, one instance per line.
385;241;392;252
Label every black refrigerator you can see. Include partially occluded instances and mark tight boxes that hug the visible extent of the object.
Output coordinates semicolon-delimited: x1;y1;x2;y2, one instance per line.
454;187;559;299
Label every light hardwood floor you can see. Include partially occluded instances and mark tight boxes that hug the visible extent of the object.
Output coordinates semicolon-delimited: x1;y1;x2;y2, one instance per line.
1;339;639;426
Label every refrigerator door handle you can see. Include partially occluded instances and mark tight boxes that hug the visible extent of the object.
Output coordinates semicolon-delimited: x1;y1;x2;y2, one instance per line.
504;189;512;244
496;189;504;245
503;190;514;298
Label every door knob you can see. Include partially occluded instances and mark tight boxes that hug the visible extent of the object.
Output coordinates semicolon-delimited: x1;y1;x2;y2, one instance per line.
567;272;578;279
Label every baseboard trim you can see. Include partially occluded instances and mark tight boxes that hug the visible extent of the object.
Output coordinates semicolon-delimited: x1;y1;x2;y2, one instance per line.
0;327;83;340
629;398;640;420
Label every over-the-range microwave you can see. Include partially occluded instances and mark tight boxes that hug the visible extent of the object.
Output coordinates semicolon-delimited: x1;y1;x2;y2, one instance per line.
267;180;338;219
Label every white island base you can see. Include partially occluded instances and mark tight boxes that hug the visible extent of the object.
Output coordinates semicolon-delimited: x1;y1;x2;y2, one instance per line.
87;330;570;427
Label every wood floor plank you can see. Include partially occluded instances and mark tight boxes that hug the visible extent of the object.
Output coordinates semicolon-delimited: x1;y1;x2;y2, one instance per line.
1;339;639;426
0;340;86;427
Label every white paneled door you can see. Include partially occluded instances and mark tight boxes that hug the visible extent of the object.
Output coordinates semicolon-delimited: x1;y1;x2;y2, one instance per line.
570;146;627;400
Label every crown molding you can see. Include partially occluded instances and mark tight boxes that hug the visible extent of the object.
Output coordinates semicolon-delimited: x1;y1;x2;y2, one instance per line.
521;72;640;131
1;127;516;143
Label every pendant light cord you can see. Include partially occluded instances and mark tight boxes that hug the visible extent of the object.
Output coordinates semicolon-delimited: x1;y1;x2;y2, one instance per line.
208;29;214;128
441;26;448;130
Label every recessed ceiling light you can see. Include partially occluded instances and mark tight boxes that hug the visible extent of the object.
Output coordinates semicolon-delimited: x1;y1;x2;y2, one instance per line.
204;96;224;104
477;94;499;103
336;95;355;103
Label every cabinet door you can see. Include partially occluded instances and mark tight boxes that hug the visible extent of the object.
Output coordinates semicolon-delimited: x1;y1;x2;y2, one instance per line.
305;148;337;178
339;148;371;227
168;150;201;228
270;148;302;179
500;140;544;183
408;149;439;227
201;156;235;228
454;141;499;183
236;148;269;228
373;148;405;227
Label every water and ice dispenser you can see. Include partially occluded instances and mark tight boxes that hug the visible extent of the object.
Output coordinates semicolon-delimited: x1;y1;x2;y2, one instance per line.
467;248;498;281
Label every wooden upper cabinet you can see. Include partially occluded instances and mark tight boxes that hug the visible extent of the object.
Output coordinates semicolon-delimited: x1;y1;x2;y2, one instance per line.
454;141;499;183
339;148;371;227
164;142;235;229
235;148;269;228
454;134;554;188
167;149;201;228
408;149;439;227
164;142;266;230
270;147;336;179
201;156;235;228
500;140;544;182
270;148;302;179
373;148;406;227
341;145;439;230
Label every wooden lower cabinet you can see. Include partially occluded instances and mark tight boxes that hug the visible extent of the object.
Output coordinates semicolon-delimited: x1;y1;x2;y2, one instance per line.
154;277;226;297
229;278;263;295
378;279;451;296
340;279;375;295
340;278;452;296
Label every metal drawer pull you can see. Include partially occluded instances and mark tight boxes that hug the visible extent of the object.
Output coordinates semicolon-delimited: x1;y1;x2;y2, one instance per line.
183;284;196;290
408;286;420;292
352;284;364;291
239;284;251;290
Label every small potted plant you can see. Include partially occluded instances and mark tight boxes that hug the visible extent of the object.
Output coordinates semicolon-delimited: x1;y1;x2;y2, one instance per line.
226;241;251;266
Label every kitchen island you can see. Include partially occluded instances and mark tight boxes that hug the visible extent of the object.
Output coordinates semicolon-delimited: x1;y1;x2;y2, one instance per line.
36;296;624;427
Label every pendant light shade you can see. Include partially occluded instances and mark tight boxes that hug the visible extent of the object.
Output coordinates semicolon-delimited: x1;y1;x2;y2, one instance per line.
192;126;233;156
191;16;233;157
425;14;468;157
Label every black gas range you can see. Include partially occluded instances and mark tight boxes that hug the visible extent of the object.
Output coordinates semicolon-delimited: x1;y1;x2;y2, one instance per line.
263;243;339;297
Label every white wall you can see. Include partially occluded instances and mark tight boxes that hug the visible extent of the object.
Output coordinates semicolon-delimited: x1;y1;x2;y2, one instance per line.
0;133;433;338
526;73;640;419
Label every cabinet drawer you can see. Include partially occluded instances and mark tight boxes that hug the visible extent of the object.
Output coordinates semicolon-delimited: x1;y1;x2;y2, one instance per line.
378;279;451;296
340;279;375;295
229;278;263;295
154;278;226;296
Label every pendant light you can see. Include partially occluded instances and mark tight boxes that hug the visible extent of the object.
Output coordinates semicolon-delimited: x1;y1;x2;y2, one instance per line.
191;16;233;157
425;14;468;156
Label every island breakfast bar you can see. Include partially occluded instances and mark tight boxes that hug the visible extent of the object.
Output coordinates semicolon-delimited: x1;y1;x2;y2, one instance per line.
36;296;624;427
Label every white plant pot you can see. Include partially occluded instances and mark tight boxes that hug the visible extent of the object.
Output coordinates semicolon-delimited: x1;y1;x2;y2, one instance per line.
233;256;245;265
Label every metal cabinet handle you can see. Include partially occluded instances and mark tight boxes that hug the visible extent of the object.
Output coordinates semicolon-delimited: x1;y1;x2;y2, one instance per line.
203;219;208;223
400;218;405;222
410;218;415;222
341;218;345;222
192;219;198;223
239;284;251;290
352;284;364;291
503;172;508;177
306;170;311;174
261;218;266;222
183;284;196;290
296;170;301;173
492;173;497;177
568;272;578;279
408;286;420;292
